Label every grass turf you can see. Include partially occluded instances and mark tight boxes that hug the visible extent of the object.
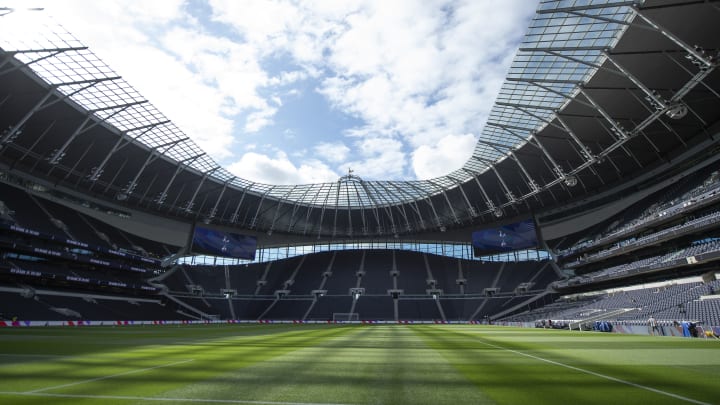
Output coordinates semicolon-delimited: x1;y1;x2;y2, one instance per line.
0;324;718;405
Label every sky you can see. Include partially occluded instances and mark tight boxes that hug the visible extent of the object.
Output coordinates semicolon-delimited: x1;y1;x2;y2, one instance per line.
6;0;535;185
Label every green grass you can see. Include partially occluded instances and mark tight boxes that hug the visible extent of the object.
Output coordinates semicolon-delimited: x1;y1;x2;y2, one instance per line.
0;324;718;404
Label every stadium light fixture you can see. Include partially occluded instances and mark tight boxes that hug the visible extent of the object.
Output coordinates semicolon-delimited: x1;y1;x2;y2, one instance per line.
665;103;688;120
564;175;578;187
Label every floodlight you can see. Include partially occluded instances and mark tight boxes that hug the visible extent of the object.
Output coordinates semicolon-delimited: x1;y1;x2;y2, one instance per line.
665;104;687;119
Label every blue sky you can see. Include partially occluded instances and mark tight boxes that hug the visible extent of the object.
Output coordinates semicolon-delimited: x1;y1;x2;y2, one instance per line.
10;0;535;184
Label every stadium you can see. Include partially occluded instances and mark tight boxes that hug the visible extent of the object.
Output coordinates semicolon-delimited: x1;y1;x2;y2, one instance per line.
1;0;719;404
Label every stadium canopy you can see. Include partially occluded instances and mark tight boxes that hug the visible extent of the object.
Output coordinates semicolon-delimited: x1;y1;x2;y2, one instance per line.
0;0;718;240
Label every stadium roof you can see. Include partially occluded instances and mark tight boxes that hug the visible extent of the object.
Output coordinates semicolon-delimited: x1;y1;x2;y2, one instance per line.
0;0;718;239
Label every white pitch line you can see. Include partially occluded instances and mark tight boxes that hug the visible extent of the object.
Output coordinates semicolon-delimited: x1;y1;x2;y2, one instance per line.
0;391;355;405
473;339;711;405
26;358;195;393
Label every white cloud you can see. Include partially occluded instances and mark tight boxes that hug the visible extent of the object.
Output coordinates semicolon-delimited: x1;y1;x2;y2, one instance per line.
317;0;533;155
343;137;407;180
314;142;350;163
411;133;477;179
245;107;278;133
227;151;339;185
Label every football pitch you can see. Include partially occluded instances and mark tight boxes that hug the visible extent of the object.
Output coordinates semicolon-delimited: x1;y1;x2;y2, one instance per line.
0;324;718;405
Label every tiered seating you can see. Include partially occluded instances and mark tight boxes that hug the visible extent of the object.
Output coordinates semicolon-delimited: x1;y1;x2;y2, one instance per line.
398;299;440;320
234;298;275;319
360;250;394;295
395;251;428;294
0;290;67;320
262;298;313;319
463;261;501;294
426;255;462;294
186;266;226;294
0;182;176;258
439;298;485;321
228;265;263;295
558;169;720;259
256;256;302;295
306;296;353;321
500;296;599;323
557;240;720;287
161;251;558;321
0;184;64;237
323;250;362;294
503;278;720;326
566;210;720;268
286;252;331;295
34;198;104;244
354;295;394;320
0;290;184;321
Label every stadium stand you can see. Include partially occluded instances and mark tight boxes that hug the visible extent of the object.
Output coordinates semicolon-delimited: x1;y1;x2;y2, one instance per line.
1;0;720;335
502;277;720;328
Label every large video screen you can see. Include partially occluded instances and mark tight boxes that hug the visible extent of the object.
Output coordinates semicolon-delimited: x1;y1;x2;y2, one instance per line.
472;218;538;256
191;225;257;260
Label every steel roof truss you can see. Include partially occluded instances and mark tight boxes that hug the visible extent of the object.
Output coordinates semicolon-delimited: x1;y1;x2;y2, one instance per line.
490;166;516;205
385;182;420;231
65;139;96;181
250;190;271;229
447;175;478;218
89;121;170;182
578;88;629;141
118;138;188;197
230;186;251;224
207;177;234;221
49;101;146;165
0;47;88;76
184;166;219;213
487;122;567;182
510;152;541;193
535;1;637;14
664;51;720;100
358;181;384;233
317;187;332;238
465;169;496;214
428;179;459;225
506;103;596;165
404;181;442;230
100;156;127;193
155;153;204;206
0;88;53;145
603;51;666;109
386;184;415;234
631;5;714;69
555;115;596;162
16;120;55;161
269;187;296;234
